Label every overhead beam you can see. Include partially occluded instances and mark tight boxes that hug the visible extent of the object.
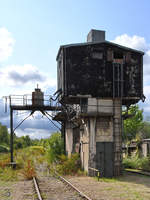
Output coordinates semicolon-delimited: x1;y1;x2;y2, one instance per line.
10;105;62;111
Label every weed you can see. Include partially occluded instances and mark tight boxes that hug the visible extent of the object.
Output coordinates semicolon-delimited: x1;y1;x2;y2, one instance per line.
56;153;81;175
99;177;117;183
0;158;10;169
105;187;113;191
29;146;45;155
21;160;36;180
0;167;17;181
76;169;87;176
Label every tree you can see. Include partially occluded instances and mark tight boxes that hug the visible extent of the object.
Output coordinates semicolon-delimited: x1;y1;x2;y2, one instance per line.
47;132;64;163
23;135;32;147
0;123;9;145
123;105;143;141
14;135;32;149
138;121;150;139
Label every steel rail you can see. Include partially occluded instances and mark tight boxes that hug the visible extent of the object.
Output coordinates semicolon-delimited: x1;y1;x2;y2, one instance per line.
33;169;92;200
54;172;93;200
33;177;43;200
125;168;150;176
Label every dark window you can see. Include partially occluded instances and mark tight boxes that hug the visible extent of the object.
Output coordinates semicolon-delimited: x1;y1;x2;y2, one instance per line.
113;51;123;59
91;52;103;59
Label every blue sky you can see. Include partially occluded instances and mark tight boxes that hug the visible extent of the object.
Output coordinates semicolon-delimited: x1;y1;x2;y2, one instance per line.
0;0;150;138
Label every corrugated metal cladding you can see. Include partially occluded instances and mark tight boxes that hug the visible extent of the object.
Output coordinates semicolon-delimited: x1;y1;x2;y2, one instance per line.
57;42;143;105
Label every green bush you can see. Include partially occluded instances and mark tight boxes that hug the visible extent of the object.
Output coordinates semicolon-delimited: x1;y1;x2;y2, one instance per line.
56;153;81;175
140;156;150;171
47;132;64;163
29;146;45;154
123;155;150;171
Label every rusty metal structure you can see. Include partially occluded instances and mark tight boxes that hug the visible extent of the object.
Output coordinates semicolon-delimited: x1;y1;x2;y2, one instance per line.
53;29;144;177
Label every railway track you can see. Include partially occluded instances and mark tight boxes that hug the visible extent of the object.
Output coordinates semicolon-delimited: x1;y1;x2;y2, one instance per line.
32;168;92;200
33;167;150;200
125;168;150;176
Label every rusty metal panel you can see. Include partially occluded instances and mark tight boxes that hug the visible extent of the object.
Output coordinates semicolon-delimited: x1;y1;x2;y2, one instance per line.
65;44;109;98
57;43;143;105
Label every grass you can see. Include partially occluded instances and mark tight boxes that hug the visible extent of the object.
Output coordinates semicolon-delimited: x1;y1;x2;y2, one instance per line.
0;167;18;181
67;171;150;200
99;177;118;183
99;173;150;200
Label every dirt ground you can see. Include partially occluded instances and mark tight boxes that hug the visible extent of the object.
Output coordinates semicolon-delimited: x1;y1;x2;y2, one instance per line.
66;172;150;200
0;181;14;200
0;180;35;200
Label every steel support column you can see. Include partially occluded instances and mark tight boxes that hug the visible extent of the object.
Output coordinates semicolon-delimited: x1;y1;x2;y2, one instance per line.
10;108;14;163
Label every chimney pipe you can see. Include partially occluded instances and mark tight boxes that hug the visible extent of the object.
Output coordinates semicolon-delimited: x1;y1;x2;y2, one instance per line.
87;29;105;42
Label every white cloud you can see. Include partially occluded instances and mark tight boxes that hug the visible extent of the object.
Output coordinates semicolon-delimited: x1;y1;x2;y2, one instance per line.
0;27;15;61
0;64;56;96
0;64;45;85
112;34;150;80
15;128;52;139
112;34;149;52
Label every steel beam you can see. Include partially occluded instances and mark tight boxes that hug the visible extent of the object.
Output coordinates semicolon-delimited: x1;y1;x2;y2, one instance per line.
10;108;13;163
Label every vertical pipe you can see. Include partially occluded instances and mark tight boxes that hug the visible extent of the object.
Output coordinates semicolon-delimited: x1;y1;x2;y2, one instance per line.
64;123;66;154
61;122;66;154
113;63;115;98
10;108;13;163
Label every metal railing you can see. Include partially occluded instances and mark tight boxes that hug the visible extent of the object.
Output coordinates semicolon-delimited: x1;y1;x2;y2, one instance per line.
88;167;101;181
4;94;61;107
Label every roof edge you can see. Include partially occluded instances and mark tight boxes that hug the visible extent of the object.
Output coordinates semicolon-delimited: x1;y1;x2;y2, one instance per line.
56;40;144;60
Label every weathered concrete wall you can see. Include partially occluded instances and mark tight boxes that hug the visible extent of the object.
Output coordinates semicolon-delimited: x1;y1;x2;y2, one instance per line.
88;118;97;173
96;117;113;142
87;29;105;42
142;143;147;157
87;98;113;115
80;119;89;172
141;141;150;157
65;122;73;157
